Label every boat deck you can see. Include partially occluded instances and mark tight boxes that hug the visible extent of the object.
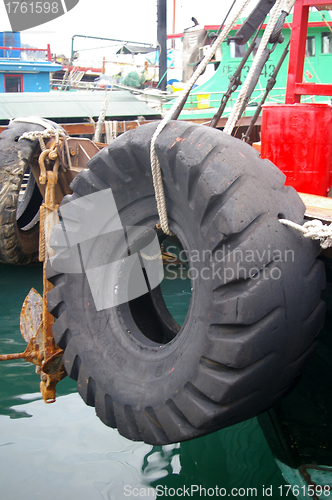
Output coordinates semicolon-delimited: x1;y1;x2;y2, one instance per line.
0;90;161;126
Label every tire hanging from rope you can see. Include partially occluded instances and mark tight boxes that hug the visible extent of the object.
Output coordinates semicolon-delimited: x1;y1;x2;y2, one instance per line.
48;120;326;445
150;0;254;235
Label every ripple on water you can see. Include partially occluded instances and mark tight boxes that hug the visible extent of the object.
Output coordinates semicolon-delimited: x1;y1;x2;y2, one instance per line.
0;264;288;500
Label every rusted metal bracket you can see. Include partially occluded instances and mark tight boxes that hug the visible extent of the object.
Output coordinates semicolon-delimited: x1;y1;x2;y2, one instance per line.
0;135;102;401
0;141;67;403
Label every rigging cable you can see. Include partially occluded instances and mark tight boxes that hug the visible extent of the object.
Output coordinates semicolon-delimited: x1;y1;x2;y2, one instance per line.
149;0;253;235
223;0;284;134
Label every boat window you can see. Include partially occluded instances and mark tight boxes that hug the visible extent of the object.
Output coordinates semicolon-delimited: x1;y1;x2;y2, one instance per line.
321;32;332;54
306;36;315;57
229;40;247;58
4;75;23;92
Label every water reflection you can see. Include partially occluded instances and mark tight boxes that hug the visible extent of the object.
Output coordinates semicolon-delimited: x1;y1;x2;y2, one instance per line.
0;391;285;500
0;393;154;500
0;263;288;500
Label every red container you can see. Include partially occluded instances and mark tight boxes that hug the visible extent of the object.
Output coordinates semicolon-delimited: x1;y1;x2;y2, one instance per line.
261;103;332;196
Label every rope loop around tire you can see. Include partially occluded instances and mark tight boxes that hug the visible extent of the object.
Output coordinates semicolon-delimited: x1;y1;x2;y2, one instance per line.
46;120;326;445
11;117;67;151
149;0;253;235
280;218;332;249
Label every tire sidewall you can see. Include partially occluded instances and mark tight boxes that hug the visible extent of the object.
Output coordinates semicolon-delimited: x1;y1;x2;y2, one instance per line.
49;121;325;440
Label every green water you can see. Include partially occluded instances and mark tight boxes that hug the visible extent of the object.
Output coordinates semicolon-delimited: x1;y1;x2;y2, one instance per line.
0;263;291;500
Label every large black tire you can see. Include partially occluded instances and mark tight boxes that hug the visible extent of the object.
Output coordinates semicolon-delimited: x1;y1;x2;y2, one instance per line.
0;118;61;265
48;121;326;445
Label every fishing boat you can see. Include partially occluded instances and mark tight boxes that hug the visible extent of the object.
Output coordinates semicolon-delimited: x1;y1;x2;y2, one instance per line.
0;0;332;497
165;7;332;142
0;31;162;133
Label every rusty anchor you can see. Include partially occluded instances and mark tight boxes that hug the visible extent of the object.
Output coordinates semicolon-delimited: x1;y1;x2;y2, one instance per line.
0;140;66;403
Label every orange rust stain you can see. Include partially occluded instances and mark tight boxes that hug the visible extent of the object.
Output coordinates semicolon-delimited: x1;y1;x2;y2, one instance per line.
170;137;186;149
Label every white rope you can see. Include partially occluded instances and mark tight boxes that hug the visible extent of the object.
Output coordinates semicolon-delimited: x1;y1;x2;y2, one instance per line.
93;87;113;143
280;219;332;249
12;116;53;128
14;117;69;166
105;121;111;143
223;0;284;134
13;117;67;149
150;0;253;235
18;125;69;156
18;127;59;143
140;251;161;261
105;121;118;143
112;120;118;140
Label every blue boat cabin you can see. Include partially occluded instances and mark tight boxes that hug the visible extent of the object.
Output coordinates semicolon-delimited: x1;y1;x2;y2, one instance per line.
0;31;61;92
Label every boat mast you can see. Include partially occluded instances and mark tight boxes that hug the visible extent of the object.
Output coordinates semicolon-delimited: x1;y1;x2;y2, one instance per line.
157;0;167;90
172;0;176;48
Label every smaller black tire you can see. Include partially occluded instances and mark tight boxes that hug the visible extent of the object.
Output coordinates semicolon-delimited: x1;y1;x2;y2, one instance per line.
0;118;59;265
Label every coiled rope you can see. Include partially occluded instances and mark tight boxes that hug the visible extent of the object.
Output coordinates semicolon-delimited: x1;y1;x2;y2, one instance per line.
14;117;71;168
19;127;62;151
150;0;253;235
15;117;67;152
